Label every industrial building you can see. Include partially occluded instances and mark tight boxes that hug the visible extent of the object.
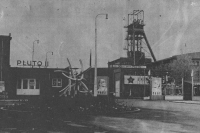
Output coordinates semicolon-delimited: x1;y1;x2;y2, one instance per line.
147;52;200;98
84;10;157;99
0;34;69;99
1;10;199;100
0;10;159;99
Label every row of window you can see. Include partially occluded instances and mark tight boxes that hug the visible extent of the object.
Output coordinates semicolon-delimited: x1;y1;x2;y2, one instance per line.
17;78;62;89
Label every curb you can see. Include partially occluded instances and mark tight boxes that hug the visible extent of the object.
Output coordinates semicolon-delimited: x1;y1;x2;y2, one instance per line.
169;101;200;105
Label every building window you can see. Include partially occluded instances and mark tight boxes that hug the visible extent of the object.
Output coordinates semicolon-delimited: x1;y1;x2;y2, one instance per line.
17;79;40;89
23;79;28;89
17;79;21;89
17;79;40;95
36;79;40;89
29;79;35;89
52;78;62;87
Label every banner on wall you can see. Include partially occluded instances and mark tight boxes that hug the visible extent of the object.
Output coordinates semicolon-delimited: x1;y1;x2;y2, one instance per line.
97;76;109;95
151;77;162;95
124;75;149;85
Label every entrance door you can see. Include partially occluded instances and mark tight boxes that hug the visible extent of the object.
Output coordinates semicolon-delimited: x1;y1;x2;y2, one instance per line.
124;85;143;98
131;87;140;97
131;86;143;98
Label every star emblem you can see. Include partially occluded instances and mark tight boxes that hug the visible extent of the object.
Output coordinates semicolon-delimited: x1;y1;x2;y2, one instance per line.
128;76;134;83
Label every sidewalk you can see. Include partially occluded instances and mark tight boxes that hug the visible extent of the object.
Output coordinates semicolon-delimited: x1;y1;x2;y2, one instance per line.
165;95;183;100
171;100;200;104
144;95;184;101
1;96;200;107
164;95;200;105
0;99;27;106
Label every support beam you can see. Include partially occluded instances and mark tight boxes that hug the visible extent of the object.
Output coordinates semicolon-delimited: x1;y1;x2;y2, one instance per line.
143;33;156;62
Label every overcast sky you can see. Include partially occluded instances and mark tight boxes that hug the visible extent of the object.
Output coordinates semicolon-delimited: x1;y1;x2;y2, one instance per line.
0;0;200;69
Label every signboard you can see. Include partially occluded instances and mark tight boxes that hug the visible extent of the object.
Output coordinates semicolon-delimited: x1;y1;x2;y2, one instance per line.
17;89;40;95
151;77;162;95
0;81;5;92
17;60;47;67
112;65;146;68
124;75;149;85
97;76;109;95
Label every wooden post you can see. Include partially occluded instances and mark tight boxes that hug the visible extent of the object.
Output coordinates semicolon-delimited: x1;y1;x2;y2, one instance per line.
191;70;194;100
143;69;145;98
182;78;184;96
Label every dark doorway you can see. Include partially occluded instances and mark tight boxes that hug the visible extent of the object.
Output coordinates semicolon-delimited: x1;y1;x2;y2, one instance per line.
124;85;144;98
183;82;192;100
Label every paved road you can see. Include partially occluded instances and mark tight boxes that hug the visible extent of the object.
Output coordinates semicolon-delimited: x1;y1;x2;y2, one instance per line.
0;99;200;133
89;99;200;133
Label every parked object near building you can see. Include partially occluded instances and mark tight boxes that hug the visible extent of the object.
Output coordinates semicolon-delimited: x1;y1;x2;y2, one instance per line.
150;77;164;100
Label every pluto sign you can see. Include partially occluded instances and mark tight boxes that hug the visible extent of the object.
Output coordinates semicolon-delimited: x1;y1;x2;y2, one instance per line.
17;60;47;67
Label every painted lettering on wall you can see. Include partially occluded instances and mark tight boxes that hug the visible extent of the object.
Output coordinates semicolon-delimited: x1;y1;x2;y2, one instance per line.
17;60;47;67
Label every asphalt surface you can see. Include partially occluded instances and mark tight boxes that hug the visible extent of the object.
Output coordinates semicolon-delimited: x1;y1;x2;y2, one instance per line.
0;99;200;133
93;99;200;133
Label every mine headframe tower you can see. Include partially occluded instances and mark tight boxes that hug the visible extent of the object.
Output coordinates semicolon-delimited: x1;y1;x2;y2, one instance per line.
124;10;156;65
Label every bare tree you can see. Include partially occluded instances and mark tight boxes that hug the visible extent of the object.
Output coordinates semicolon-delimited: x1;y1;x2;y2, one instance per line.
168;55;194;84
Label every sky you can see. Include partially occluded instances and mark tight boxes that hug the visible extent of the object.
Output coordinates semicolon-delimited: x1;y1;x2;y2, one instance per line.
0;0;200;69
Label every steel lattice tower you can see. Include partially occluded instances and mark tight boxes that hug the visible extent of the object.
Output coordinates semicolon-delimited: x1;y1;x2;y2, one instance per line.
124;10;156;65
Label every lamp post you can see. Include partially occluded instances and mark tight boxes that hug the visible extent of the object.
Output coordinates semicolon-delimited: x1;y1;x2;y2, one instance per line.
148;70;151;99
32;40;39;67
94;13;108;97
45;51;53;68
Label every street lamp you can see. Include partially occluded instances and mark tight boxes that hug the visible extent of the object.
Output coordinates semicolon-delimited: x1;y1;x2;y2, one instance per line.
32;40;39;67
94;13;108;97
45;51;53;68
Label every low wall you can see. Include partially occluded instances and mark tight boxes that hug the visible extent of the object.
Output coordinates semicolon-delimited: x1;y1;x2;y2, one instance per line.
150;95;165;100
165;95;183;101
193;96;200;101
